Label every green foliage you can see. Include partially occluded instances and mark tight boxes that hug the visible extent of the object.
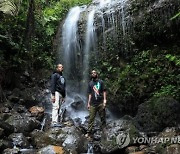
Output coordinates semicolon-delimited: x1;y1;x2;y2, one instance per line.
153;85;179;98
40;0;91;36
102;50;180;113
165;54;180;66
0;0;91;72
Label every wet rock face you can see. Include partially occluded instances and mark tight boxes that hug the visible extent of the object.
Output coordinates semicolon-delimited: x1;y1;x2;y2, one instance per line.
77;0;180;60
131;0;180;50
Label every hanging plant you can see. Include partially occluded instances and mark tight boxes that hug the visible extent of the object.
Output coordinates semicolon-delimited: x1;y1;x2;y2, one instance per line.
0;0;22;16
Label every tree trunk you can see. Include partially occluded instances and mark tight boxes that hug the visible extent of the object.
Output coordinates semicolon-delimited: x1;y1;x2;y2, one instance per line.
0;69;5;102
24;0;35;52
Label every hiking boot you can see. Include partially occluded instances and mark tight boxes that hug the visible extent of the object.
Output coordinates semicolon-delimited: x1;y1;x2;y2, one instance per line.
51;122;62;127
54;123;62;127
85;133;92;139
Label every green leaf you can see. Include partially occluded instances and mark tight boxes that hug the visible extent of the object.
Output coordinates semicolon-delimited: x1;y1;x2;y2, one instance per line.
46;26;54;36
170;12;180;20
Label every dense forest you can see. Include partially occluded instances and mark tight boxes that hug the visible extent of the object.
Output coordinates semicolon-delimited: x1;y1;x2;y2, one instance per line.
0;0;91;70
0;0;180;153
0;0;179;110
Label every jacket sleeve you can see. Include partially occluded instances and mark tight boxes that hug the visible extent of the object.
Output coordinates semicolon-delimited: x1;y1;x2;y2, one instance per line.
62;78;66;98
88;82;92;94
51;73;56;95
64;79;66;97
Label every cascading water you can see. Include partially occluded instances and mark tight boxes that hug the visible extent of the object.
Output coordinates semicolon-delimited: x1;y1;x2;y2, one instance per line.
62;0;130;92
58;0;131;124
99;0;112;7
62;6;83;93
61;5;90;124
99;0;130;53
82;9;96;94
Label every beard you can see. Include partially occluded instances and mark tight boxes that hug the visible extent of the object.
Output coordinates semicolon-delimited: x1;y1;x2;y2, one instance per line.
91;75;98;80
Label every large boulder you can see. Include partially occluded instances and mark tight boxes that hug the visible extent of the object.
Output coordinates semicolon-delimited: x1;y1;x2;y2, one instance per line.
29;106;44;121
31;126;88;153
37;145;65;154
0;121;14;136
5;112;41;134
134;97;180;132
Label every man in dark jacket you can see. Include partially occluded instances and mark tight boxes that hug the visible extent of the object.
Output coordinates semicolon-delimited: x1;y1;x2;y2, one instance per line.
85;70;107;138
51;64;66;127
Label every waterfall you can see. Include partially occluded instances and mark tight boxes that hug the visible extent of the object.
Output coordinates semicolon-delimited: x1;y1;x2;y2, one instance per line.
82;9;96;94
120;0;127;36
62;6;83;93
61;5;89;124
100;0;130;53
59;0;130;123
99;0;112;7
61;0;130;95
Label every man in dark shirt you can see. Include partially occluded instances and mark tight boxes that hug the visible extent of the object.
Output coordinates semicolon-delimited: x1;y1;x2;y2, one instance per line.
51;64;66;127
85;70;107;138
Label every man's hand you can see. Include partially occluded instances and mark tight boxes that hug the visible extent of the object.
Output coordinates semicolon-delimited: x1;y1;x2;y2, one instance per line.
52;95;55;103
87;103;90;110
62;97;65;103
103;99;107;108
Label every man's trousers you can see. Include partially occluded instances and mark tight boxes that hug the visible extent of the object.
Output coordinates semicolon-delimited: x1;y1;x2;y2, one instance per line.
87;103;106;133
52;91;63;123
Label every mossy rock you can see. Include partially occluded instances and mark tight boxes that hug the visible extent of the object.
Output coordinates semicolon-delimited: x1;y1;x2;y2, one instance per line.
134;97;180;132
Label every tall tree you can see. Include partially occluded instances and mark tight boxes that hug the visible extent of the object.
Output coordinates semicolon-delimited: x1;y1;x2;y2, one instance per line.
24;0;35;51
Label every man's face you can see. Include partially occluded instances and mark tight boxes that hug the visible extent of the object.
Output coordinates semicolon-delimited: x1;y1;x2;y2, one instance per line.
91;70;97;79
57;64;63;72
